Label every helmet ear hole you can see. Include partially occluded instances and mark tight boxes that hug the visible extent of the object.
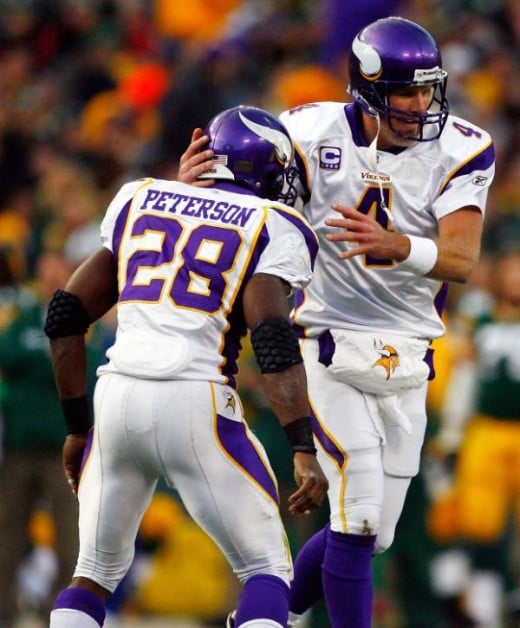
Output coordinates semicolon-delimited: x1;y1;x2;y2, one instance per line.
350;88;379;118
198;106;297;204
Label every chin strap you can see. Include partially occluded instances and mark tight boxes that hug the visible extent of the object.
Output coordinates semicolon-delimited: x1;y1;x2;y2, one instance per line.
366;113;392;222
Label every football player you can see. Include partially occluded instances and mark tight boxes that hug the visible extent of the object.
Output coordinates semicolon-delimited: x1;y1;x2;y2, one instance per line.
180;17;495;628
45;105;328;628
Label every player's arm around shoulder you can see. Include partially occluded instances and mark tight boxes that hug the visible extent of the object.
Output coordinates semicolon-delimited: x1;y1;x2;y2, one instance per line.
279;101;345;165
279;101;345;141
178;128;215;185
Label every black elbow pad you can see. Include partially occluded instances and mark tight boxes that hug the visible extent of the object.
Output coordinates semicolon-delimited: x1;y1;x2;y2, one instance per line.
250;317;303;374
44;289;91;338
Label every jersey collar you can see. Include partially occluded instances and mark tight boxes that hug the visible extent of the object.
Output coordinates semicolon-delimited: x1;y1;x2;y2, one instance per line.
345;102;369;147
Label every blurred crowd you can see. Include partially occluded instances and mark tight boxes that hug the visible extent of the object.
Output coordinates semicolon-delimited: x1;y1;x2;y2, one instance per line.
0;0;518;626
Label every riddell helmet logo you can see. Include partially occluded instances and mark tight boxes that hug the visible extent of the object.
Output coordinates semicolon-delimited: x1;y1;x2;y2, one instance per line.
372;339;400;379
413;67;446;82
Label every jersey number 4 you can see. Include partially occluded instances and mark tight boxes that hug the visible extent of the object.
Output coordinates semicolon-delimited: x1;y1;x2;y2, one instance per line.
357;185;394;268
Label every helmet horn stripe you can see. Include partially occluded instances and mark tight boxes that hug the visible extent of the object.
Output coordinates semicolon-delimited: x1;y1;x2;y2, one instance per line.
238;111;293;163
352;36;383;80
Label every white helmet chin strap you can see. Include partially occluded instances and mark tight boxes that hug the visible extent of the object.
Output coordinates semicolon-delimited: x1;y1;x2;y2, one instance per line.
366;112;392;221
366;114;379;172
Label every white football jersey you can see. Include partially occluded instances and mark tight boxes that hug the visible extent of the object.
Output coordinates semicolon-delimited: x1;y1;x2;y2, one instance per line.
280;102;495;340
97;178;318;384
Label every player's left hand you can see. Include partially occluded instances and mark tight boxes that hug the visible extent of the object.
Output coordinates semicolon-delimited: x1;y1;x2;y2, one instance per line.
178;127;215;186
325;204;410;262
288;452;328;515
62;432;90;497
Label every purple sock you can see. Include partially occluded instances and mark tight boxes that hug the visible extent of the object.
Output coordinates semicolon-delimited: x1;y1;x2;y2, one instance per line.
322;531;376;628
289;524;329;614
53;587;106;626
235;574;289;626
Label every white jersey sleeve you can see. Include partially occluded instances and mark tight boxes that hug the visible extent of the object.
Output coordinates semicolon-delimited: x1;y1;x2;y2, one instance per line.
97;179;318;385
255;204;318;291
431;114;494;221
100;179;148;251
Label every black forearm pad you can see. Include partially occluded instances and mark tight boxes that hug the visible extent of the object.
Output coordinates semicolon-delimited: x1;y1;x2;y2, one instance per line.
250;317;303;374
283;416;317;454
44;289;91;339
61;395;92;435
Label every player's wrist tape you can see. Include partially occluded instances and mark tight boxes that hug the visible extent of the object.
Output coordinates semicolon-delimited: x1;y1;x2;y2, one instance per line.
400;236;438;275
61;395;92;435
283;416;317;454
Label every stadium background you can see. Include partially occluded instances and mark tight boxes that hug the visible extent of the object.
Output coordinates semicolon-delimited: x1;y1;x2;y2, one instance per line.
0;0;518;626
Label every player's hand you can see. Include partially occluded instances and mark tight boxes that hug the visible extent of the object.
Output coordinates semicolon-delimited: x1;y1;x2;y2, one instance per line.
178;128;215;186
325;204;410;262
62;432;90;497
288;452;328;515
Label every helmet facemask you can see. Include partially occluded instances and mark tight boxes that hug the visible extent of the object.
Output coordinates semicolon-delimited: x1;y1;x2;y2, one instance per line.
276;162;298;206
360;76;449;141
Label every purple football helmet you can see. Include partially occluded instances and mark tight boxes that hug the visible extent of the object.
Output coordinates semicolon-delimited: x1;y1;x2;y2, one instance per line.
348;17;449;141
198;105;298;205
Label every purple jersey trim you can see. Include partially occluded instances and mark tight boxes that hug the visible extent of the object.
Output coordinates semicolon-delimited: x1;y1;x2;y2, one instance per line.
80;429;94;475
440;141;495;193
219;223;271;388
434;280;449;319
272;207;319;268
112;199;132;260
317;330;334;367
425;346;435;381
291;289;307;338
345;103;369;147
311;410;345;469
211;181;254;195
294;148;311;203
216;413;279;503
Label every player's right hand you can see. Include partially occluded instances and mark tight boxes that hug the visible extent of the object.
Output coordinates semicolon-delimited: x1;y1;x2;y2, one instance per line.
178;128;215;186
62;432;90;497
325;204;410;262
288;452;328;515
